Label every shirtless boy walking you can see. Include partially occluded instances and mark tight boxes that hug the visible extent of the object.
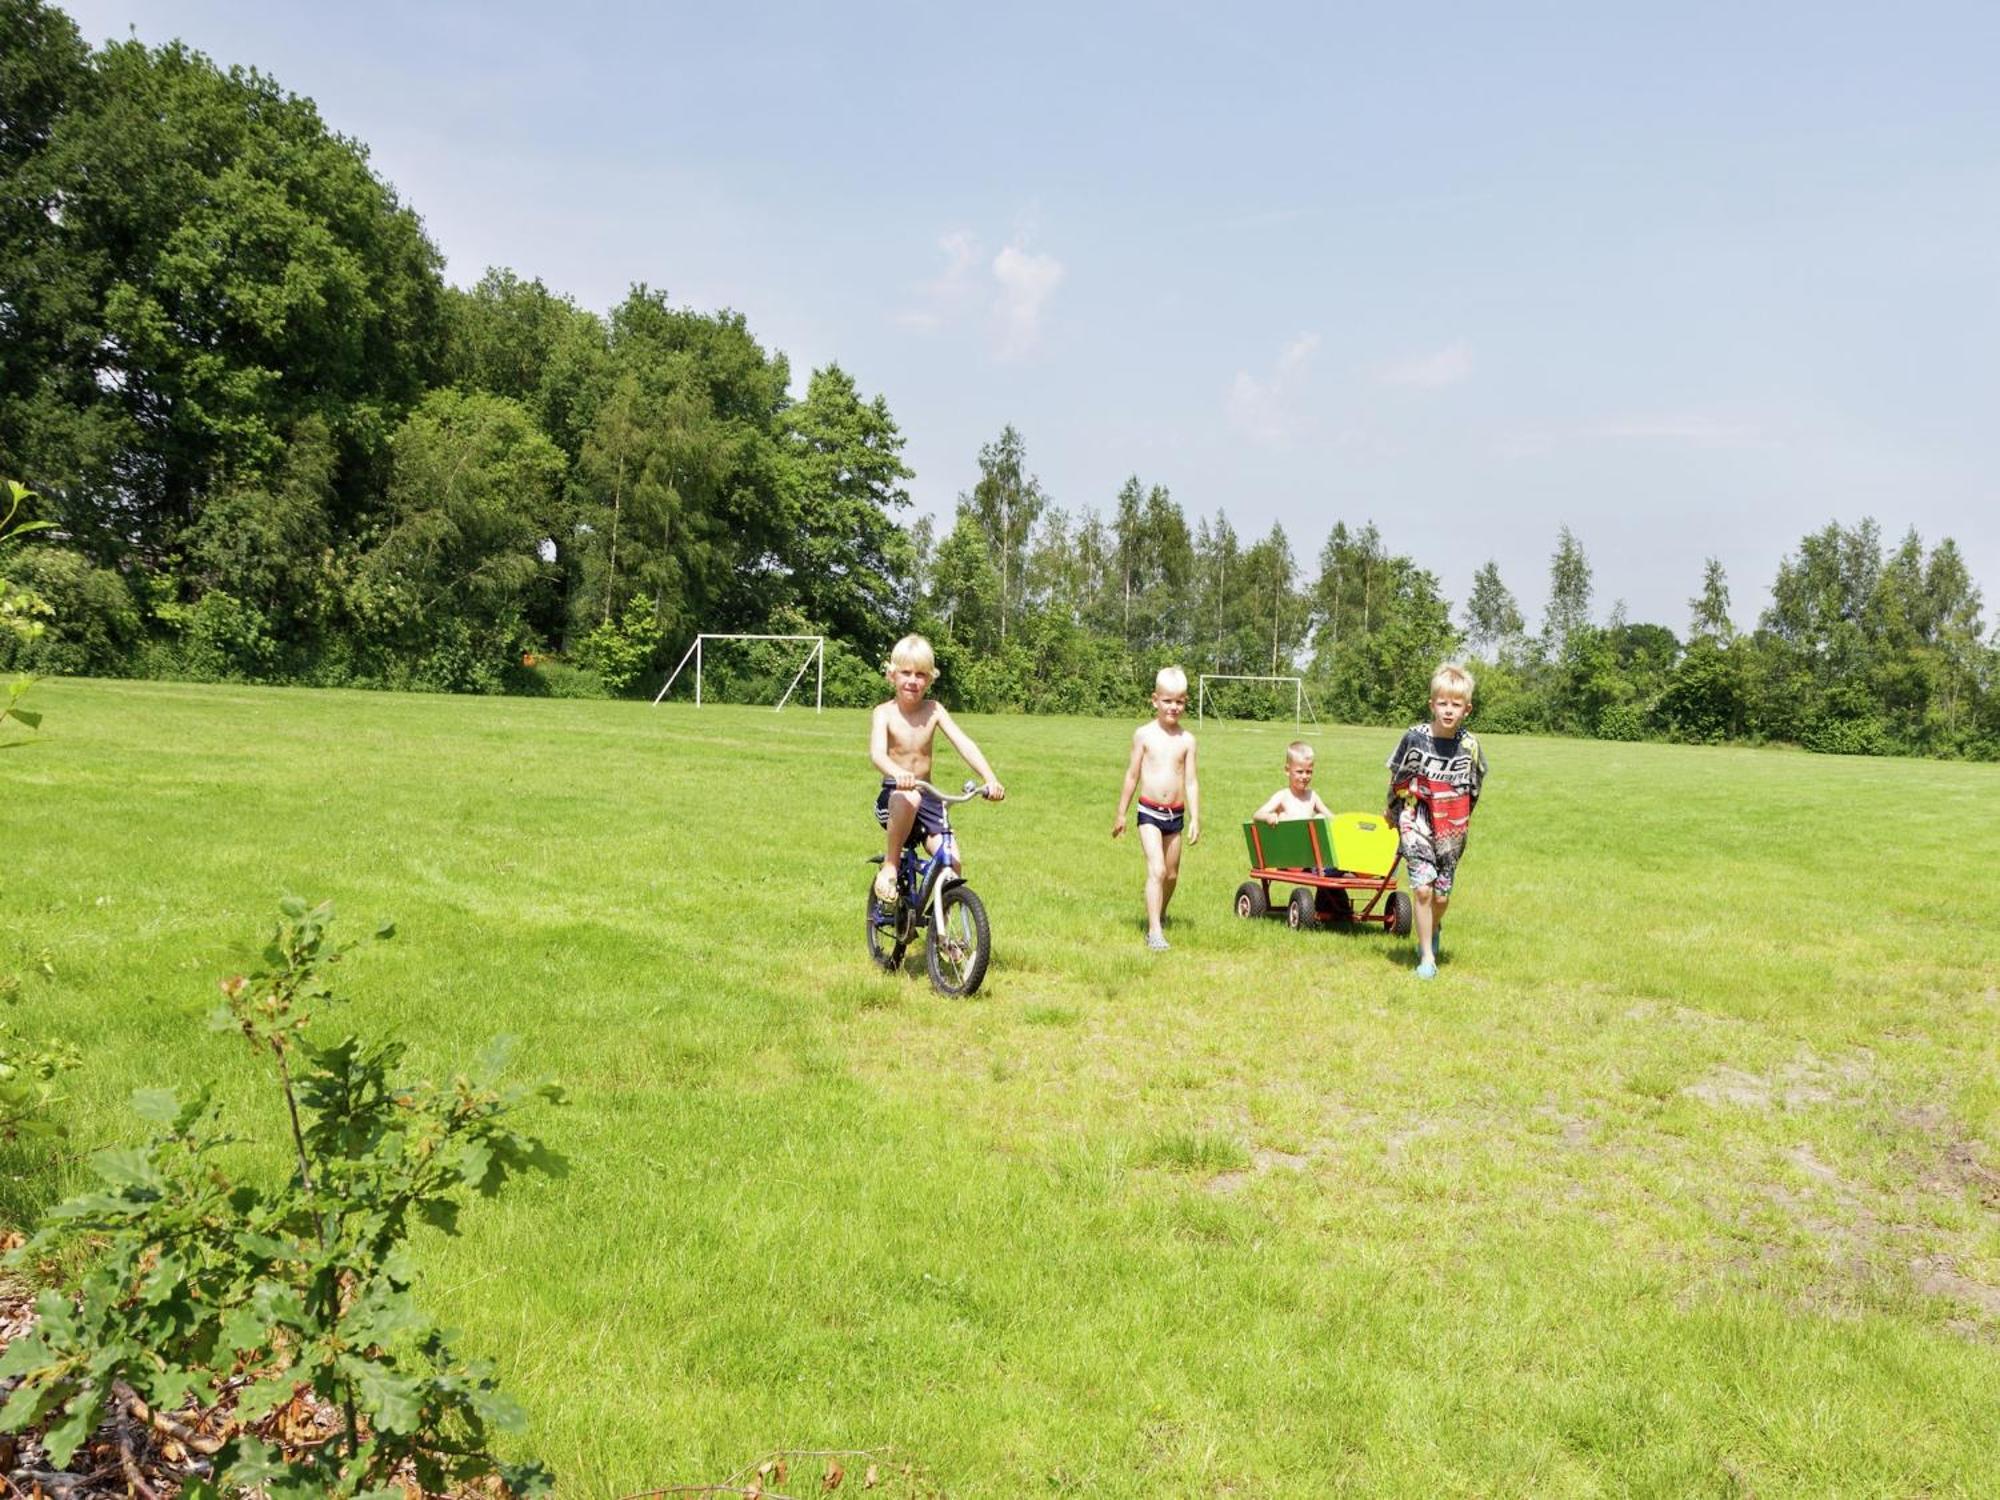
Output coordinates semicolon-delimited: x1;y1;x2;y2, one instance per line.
870;634;1005;905
1111;666;1201;951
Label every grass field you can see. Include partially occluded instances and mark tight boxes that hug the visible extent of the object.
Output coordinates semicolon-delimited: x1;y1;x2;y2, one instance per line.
6;677;2000;1497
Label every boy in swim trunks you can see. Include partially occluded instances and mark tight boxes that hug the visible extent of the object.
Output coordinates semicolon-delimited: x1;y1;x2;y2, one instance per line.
1385;662;1487;979
870;634;1005;905
1111;665;1201;952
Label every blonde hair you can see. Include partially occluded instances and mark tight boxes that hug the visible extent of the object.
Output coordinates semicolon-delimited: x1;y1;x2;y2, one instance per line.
1430;661;1475;702
886;634;938;682
1286;741;1315;765
1153;665;1189;699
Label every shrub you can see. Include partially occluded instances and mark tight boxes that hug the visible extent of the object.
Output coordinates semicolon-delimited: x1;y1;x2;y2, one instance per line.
1;899;561;1497
152;590;279;682
511;661;607;699
1594;703;1649;742
1802;713;1888;756
0;548;142;677
572;597;665;695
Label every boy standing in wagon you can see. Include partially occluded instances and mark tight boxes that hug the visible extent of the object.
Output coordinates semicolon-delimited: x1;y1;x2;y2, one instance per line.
1386;663;1487;979
1112;665;1201;952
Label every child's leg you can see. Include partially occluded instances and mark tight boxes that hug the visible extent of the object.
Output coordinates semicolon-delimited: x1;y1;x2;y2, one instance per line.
1137;824;1170;940
878;791;919;899
1159;829;1184;919
1431;891;1449;955
1411;882;1437;966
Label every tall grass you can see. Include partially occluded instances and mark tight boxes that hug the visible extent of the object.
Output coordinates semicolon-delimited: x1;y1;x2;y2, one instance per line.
5;679;1998;1496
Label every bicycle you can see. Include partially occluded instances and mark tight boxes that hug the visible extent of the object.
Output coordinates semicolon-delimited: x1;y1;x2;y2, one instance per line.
865;778;996;996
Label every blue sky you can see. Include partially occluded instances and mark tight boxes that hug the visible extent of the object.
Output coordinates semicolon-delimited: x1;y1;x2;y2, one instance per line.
60;0;2000;633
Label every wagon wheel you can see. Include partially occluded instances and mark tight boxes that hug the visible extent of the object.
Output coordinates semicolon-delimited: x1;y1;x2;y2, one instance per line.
1234;881;1269;919
1286;888;1318;931
1315;886;1354;925
1389;890;1413;937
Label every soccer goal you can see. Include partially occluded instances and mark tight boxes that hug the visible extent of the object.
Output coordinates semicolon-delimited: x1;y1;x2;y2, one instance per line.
653;633;825;711
1196;673;1319;726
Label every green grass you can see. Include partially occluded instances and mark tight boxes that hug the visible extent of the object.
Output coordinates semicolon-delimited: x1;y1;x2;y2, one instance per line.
6;678;2000;1497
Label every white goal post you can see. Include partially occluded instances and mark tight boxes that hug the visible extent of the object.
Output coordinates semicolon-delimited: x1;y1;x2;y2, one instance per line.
653;633;825;712
1196;673;1319;726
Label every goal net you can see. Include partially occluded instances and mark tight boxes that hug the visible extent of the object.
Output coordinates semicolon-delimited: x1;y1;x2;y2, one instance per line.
653;633;824;711
1196;673;1318;726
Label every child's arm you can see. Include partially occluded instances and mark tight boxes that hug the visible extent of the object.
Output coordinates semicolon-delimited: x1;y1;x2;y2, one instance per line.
1385;731;1412;823
1184;735;1201;845
936;707;1005;800
1111;729;1144;838
1252;790;1287;825
1312;792;1334;819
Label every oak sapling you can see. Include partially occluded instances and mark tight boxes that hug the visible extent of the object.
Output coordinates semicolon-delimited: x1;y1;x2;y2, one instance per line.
0;898;564;1498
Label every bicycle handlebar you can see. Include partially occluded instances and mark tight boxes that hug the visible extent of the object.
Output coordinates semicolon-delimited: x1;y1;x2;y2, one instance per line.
911;777;993;805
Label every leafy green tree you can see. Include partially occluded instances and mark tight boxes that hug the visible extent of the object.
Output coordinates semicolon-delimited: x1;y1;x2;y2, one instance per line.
1312;521;1396;649
355;389;566;688
1110;475;1144;645
589;288;791;637
6;27;444;556
1191;511;1241;671
183;414;338;653
1542;525;1593;658
1241;521;1307;673
1656;635;1748;743
926;510;1002;652
571;367;677;636
1135;484;1195;654
1463;560;1525;658
1689;557;1734;642
777;363;914;656
1315;559;1458;724
964;425;1046;644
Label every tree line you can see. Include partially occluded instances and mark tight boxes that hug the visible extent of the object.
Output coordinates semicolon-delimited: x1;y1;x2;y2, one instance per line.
3;0;1995;758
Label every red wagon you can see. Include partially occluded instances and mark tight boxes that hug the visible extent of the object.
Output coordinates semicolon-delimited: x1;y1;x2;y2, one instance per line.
1233;813;1413;935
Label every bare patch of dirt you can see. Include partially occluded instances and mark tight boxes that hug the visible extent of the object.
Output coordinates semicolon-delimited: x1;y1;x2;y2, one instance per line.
1752;1120;2000;1335
1533;1103;1595;1148
1682;1051;1875;1110
1910;1255;2000;1318
1205;1145;1313;1196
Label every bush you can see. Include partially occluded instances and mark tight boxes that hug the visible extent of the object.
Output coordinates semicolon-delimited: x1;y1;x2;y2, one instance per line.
1595;703;1648;742
572;598;665;695
151;589;279;682
0;547;142;676
1;900;560;1496
504;661;607;699
1802;713;1888;756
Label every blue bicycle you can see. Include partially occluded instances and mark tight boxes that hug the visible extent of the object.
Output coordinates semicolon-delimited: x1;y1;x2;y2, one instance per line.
866;778;994;996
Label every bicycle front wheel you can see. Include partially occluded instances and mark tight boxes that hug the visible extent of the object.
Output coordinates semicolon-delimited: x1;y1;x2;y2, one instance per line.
925;883;991;997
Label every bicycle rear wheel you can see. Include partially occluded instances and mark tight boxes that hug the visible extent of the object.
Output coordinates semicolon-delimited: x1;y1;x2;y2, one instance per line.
925;883;991;996
865;888;908;972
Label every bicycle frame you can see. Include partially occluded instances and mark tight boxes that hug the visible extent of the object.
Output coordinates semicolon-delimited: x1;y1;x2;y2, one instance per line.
899;780;987;924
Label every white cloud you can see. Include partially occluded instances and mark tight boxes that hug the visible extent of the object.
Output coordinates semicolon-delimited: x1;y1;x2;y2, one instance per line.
895;229;983;332
896;229;1064;359
1379;340;1474;389
1227;332;1320;445
991;242;1065;359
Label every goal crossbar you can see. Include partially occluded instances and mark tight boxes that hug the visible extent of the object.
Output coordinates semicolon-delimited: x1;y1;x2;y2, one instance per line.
1196;673;1319;726
654;633;825;711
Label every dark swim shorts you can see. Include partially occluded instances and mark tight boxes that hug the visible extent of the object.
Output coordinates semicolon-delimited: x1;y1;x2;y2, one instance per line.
876;779;950;840
1136;797;1185;836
